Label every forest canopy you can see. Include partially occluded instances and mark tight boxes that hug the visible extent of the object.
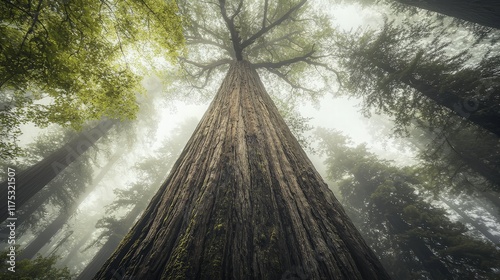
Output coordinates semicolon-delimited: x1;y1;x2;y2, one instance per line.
0;0;185;159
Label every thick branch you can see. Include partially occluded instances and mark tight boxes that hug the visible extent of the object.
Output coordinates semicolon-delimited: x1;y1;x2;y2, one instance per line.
240;0;307;50
262;0;269;28
218;0;243;60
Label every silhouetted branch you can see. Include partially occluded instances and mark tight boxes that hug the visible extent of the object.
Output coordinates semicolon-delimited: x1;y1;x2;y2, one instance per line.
219;0;243;60
240;0;307;50
262;0;269;28
252;48;315;69
265;68;315;93
181;58;231;88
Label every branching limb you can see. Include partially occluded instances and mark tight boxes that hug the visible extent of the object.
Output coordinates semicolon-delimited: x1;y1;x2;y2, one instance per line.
240;0;307;50
265;67;315;93
185;36;232;54
218;0;243;60
19;0;44;50
248;31;301;55
303;58;344;88
262;0;269;28
253;48;315;69
180;58;231;88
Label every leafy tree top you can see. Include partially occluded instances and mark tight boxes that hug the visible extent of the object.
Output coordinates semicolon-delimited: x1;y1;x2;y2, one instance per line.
0;0;185;158
177;0;339;97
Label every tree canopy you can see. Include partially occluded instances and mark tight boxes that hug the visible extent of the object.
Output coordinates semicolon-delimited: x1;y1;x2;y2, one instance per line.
176;0;339;97
0;0;185;159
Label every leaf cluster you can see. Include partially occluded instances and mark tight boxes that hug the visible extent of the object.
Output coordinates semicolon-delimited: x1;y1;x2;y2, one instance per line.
0;0;185;159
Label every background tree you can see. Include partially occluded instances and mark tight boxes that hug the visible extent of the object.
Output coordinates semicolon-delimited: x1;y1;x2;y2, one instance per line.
0;120;114;223
333;17;500;201
0;126;107;251
335;18;500;137
316;128;500;279
17;147;123;260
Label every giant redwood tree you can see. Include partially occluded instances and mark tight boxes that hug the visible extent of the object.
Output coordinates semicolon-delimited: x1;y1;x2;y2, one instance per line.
94;0;390;279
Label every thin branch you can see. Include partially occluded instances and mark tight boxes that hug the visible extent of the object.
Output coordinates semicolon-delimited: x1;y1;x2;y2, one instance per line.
253;48;315;69
248;31;301;55
4;0;31;16
191;20;225;42
262;0;269;28
181;58;231;70
19;0;44;51
265;68;315;93
240;0;307;50
180;58;231;88
303;58;344;87
185;36;231;54
230;0;243;21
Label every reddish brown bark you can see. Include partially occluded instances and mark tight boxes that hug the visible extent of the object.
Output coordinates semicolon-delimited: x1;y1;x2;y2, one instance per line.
93;61;390;280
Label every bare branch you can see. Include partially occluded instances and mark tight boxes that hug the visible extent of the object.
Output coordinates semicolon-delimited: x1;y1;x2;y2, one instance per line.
218;0;243;60
265;68;315;93
181;58;231;71
303;58;344;87
262;0;269;28
248;31;301;55
19;0;44;51
231;0;243;21
240;0;307;51
253;48;315;69
185;36;231;54
180;58;231;88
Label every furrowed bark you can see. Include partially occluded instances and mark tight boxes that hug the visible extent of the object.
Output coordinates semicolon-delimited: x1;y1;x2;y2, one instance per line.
93;61;390;280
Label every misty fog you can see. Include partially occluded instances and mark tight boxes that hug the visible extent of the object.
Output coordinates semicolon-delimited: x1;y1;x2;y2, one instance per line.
1;0;500;279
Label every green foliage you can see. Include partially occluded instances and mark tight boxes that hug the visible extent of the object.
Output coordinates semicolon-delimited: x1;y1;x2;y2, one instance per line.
0;247;73;279
316;128;500;279
0;0;185;159
335;17;499;136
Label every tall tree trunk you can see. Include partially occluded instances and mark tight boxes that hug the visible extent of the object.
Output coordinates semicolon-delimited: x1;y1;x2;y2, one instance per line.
397;0;500;29
94;61;390;280
0;120;115;223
